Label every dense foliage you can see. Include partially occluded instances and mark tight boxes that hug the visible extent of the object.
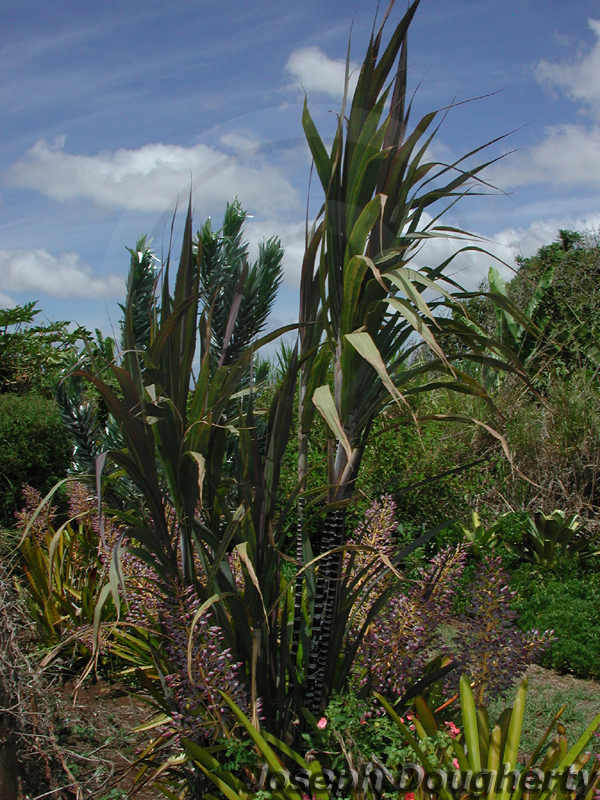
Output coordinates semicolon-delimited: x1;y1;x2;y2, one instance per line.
0;393;72;525
0;302;82;396
512;565;600;680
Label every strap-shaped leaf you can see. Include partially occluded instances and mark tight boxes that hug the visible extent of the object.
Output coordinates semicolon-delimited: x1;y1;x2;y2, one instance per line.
460;675;482;774
312;384;353;461
302;98;332;191
499;678;527;800
345;193;387;267
345;330;406;406
388;296;448;363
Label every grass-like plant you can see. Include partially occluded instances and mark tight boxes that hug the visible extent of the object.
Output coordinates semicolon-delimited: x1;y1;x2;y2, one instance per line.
377;675;600;800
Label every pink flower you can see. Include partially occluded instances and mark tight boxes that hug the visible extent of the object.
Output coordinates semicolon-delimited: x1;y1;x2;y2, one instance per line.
317;717;328;729
445;721;460;738
452;759;460;770
405;793;416;800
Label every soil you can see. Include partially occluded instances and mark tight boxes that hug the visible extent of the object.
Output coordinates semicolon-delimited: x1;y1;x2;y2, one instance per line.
49;676;162;799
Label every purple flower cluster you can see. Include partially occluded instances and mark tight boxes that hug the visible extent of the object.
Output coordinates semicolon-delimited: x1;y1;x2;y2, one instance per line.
449;555;553;702
353;542;468;702
159;585;251;745
346;494;397;565
349;500;551;706
60;481;163;620
344;495;397;630
15;484;57;543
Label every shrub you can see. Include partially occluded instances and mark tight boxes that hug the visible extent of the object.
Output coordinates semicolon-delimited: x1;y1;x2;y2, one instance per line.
17;483;129;655
0;302;81;396
449;556;551;703
0;393;71;526
513;575;600;679
351;503;548;706
353;543;468;702
313;690;454;776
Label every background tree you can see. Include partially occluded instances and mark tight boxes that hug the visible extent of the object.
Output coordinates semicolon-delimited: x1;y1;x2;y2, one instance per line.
0;302;82;396
0;302;81;525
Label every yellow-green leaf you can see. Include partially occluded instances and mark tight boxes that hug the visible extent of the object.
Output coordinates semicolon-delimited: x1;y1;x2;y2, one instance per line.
312;385;352;462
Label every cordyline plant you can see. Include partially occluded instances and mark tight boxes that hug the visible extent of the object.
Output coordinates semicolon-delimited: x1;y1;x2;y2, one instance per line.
293;0;527;714
51;0;530;751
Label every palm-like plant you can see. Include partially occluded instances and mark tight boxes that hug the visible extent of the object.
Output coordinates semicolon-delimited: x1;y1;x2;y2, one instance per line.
296;0;526;712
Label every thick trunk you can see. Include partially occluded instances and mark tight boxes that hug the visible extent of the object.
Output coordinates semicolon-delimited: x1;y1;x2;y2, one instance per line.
290;496;305;666
305;507;346;712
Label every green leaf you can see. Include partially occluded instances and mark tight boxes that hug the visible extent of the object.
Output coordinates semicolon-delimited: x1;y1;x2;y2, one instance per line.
345;194;386;266
218;692;305;800
312;384;353;461
387;296;448;364
499;678;527;800
235;540;268;624
375;691;454;800
345;330;407;407
302;98;332;191
460;675;481;774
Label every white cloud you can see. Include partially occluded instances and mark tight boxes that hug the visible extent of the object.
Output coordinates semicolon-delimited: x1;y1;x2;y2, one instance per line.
536;19;600;118
0;292;15;309
411;212;600;290
5;137;299;214
285;46;359;99
246;208;600;298
248;210;600;297
489;20;600;190
220;130;261;152
0;249;124;298
489;123;600;187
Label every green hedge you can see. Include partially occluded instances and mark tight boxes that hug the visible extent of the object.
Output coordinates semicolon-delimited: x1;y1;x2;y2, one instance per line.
513;573;600;680
0;393;72;526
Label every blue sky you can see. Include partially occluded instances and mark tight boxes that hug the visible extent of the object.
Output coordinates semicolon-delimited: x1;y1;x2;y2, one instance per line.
3;0;600;339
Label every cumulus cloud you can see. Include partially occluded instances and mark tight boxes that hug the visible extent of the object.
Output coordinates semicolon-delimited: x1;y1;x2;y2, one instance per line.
489;123;600;187
5;137;299;214
411;212;600;290
285;46;359;99
0;249;124;298
247;210;600;297
244;202;600;299
493;20;600;189
536;19;600;118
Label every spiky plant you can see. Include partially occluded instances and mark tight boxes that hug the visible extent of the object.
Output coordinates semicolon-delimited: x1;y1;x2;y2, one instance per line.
295;0;526;712
120;235;158;353
198;199;284;369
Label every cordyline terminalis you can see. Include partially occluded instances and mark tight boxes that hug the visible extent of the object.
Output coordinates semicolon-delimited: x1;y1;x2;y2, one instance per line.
293;0;525;713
